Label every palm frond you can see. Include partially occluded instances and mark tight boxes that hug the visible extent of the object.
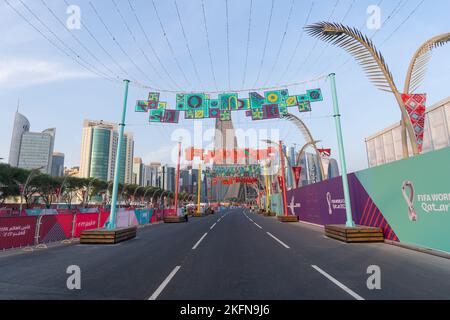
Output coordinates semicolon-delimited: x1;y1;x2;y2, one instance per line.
405;33;450;93
282;113;315;144
305;22;397;93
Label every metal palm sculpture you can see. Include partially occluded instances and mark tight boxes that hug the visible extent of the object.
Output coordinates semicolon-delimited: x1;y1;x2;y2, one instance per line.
305;22;419;157
282;113;326;181
399;33;450;154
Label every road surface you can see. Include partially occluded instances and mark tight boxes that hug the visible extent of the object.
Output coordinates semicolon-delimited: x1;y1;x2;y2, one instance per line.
1;208;449;300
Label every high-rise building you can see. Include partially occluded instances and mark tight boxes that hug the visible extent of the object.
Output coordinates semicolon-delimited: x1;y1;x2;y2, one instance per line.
9;112;55;174
51;152;65;177
133;157;144;186
79;119;134;183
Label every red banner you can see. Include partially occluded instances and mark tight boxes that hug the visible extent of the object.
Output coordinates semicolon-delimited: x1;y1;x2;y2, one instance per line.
185;147;275;164
0;217;37;250
212;176;258;185
277;176;284;190
292;166;302;188
73;213;98;238
318;149;331;157
402;93;426;153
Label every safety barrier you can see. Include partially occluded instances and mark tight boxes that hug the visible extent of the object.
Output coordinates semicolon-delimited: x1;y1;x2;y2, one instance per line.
0;207;160;251
284;147;450;253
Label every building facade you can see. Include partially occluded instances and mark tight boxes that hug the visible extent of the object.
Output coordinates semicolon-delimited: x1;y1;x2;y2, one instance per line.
8;112;55;174
365;97;450;168
79;120;133;183
51;152;65;177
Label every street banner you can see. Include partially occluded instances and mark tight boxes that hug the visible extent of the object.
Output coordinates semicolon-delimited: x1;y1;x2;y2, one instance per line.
73;213;98;238
401;93;427;153
136;88;323;123
292;166;302;187
0;217;37;250
318;149;332;158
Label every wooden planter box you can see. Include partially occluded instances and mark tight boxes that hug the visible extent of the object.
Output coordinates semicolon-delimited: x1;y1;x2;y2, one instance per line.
80;227;137;245
277;215;299;223
164;215;189;223
325;225;384;243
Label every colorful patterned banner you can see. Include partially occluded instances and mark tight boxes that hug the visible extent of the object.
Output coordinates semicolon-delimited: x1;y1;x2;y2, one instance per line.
206;165;261;177
136;88;323;123
185;147;275;163
401;94;427;153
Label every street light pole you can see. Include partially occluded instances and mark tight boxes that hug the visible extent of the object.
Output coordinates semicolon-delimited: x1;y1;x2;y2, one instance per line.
106;79;130;230
329;73;355;228
19;166;44;214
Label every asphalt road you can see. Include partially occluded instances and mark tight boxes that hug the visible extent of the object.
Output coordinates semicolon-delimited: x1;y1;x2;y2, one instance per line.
0;208;449;300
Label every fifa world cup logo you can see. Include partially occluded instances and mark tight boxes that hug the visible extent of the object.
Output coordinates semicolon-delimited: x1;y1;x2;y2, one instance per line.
402;181;418;222
326;192;333;215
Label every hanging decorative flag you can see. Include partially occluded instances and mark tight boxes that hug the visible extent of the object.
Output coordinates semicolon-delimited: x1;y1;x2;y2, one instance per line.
249;92;265;109
220;110;231;121
219;93;238;110
176;94;186;110
307;89;323;102
136;87;322;123
135;100;148;112
298;101;311;113
263;104;280;119
401;94;427;153
148;92;160;101
277;175;284;189
162;110;180;123
149;109;165;122
292;166;302;188
209;108;221;118
318;148;332;157
285;96;298;107
251;108;264;121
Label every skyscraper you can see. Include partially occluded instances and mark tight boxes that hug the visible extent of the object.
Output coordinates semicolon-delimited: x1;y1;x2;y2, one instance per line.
9;112;55;174
79;119;134;183
51;152;65;177
133;157;144;186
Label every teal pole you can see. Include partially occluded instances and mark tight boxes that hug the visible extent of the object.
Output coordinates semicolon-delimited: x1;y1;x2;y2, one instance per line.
329;73;355;228
106;79;130;230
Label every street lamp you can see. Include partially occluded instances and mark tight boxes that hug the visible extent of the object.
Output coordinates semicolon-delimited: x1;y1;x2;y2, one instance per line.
261;140;289;217
132;186;144;206
19;166;45;213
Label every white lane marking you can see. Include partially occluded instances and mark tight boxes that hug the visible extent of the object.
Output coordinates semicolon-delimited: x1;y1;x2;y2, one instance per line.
254;223;263;229
249;219;254;223
192;233;208;250
311;265;365;301
266;232;290;249
210;223;217;230
148;266;181;300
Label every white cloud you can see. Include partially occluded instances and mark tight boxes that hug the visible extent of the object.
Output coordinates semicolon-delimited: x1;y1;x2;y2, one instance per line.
0;58;94;88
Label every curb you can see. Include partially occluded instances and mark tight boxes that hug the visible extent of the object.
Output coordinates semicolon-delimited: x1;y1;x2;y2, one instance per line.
384;240;450;260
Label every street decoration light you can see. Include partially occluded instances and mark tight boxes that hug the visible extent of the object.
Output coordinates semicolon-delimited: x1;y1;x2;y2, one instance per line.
305;22;419;158
19;166;45;213
282;113;326;181
400;33;450;155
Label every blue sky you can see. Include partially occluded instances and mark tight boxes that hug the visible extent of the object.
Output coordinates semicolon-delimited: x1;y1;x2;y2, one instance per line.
0;0;449;172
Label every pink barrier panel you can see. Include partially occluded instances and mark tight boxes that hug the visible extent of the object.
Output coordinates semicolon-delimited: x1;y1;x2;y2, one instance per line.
39;215;74;243
99;212;110;228
116;210;137;227
73;213;98;238
0;217;37;250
